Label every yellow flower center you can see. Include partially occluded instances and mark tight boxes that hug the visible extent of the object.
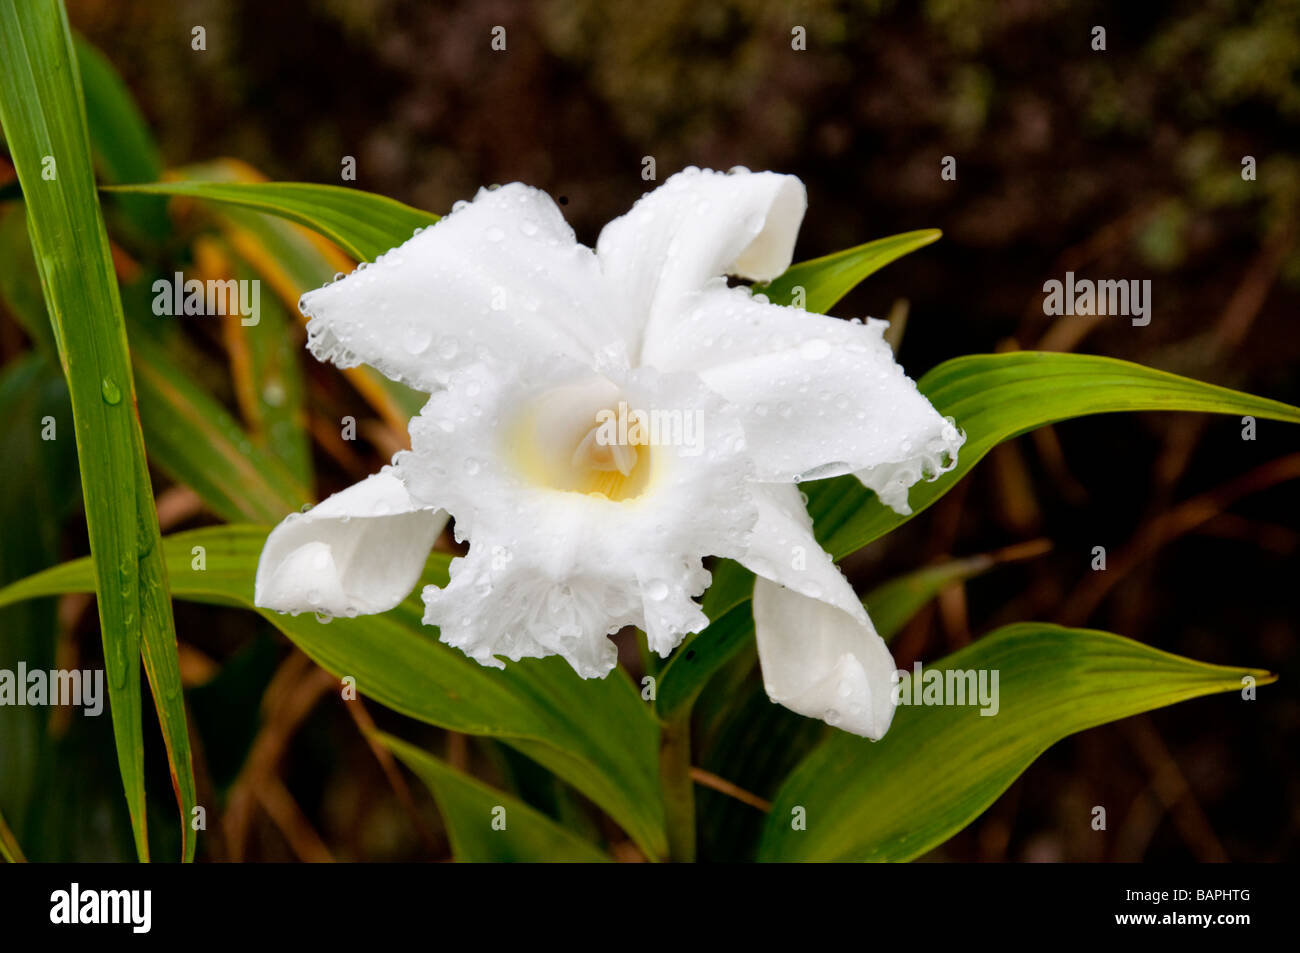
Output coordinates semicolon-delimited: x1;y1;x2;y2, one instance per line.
509;377;654;501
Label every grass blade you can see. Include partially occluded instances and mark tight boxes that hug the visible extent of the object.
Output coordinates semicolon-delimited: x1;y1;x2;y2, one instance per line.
0;0;195;861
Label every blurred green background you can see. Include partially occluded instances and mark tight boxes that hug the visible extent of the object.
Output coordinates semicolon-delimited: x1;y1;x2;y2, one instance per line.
1;0;1297;861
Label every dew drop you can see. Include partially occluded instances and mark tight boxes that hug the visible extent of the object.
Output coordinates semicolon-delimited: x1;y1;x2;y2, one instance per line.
262;379;286;407
403;324;433;355
100;377;122;405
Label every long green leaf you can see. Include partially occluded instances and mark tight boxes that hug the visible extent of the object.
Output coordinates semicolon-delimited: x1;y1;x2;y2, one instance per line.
758;623;1272;861
106;180;439;263
0;0;195;861
377;733;610;862
809;351;1300;560
759;229;942;314
0;526;668;860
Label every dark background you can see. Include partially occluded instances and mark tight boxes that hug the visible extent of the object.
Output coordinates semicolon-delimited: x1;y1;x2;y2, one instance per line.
38;0;1300;860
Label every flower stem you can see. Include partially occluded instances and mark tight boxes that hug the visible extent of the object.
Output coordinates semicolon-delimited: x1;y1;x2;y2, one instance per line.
659;714;696;862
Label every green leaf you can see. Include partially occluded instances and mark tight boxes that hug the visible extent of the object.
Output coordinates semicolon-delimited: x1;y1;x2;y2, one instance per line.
757;623;1272;861
0;0;195;861
0;210;311;522
72;34;168;241
0;526;668;861
106;179;439;263
808;351;1300;560
377;732;611;862
759;229;942;314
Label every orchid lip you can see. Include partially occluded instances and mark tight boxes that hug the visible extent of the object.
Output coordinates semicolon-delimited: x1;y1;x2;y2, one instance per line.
507;374;657;502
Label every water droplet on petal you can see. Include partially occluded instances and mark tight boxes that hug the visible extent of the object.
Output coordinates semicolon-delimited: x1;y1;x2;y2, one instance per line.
403;324;433;355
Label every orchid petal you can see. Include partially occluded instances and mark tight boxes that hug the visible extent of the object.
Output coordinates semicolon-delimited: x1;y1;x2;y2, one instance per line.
254;469;446;617
597;168;806;359
300;184;624;393
650;284;964;491
728;483;897;739
753;575;898;740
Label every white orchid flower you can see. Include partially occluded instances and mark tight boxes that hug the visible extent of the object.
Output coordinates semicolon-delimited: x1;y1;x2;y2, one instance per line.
254;168;963;739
